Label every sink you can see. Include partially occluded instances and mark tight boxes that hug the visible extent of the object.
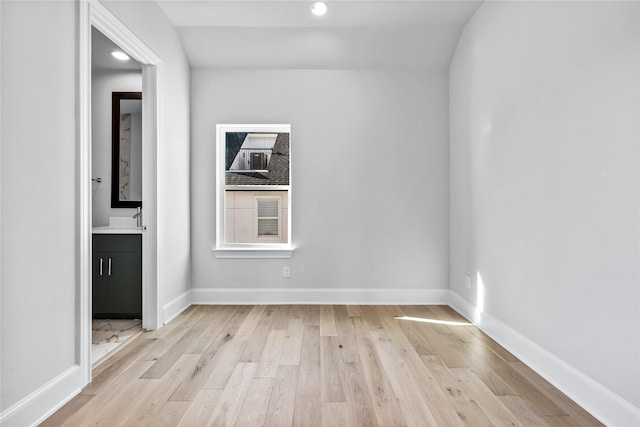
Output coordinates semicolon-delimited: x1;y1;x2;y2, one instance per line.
109;216;138;228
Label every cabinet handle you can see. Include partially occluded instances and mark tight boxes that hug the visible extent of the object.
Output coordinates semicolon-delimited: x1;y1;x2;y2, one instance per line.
99;258;103;276
108;258;112;276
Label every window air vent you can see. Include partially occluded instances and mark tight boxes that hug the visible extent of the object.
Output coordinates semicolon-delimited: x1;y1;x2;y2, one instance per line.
257;198;279;237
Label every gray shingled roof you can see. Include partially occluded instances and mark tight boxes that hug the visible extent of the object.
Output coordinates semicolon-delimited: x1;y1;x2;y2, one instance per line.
225;133;290;186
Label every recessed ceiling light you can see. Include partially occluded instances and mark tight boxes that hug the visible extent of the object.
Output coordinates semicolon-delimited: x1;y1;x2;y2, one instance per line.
310;1;328;16
111;51;130;61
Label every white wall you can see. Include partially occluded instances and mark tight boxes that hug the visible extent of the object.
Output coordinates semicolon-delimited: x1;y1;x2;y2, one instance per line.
191;70;449;296
1;0;78;414
101;1;192;307
91;69;142;226
0;0;190;422
449;0;640;419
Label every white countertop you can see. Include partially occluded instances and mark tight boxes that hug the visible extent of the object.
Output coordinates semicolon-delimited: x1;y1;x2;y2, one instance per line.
92;226;143;234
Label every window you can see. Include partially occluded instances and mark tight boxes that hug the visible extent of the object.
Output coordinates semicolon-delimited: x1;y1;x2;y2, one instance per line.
215;124;292;258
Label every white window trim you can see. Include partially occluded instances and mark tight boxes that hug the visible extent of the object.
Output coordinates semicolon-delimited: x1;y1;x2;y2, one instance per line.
215;124;293;259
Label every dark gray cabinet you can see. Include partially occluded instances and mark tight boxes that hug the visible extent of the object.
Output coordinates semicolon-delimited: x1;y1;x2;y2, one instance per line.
92;234;142;318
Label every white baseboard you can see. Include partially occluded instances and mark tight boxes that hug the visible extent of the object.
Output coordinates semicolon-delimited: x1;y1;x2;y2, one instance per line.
448;291;640;427
162;289;192;326
191;287;450;305
0;365;83;427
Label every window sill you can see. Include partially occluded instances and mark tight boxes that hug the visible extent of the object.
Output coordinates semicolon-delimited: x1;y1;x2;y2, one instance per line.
213;246;295;259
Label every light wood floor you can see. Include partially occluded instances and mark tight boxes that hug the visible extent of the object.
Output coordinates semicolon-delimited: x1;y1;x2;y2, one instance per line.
42;305;602;426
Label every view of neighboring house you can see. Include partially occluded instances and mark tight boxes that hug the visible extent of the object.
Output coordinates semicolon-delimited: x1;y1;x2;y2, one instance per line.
225;132;290;185
227;133;277;171
224;132;290;243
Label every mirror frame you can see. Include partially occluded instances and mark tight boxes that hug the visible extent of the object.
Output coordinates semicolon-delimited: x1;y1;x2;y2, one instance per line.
111;91;143;208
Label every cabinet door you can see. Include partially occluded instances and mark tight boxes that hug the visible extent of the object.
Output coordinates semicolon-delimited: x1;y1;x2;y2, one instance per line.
92;251;110;315
107;251;142;316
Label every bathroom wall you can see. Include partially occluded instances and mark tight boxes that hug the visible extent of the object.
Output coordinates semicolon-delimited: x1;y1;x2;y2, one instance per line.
91;69;142;226
449;0;640;422
191;69;450;299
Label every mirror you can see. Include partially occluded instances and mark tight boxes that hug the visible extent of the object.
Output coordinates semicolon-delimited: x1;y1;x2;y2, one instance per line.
112;92;142;208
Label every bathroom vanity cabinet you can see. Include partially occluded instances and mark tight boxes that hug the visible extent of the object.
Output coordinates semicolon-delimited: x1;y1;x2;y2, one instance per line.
92;234;142;318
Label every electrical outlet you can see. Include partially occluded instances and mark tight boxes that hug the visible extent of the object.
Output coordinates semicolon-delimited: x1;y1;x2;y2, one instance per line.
465;275;471;289
283;266;291;278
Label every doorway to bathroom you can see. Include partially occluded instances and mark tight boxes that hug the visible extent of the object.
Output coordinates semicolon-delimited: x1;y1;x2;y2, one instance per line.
90;27;144;366
80;0;163;385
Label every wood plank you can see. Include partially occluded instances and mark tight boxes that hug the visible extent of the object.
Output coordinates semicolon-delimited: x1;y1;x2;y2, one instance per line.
408;321;471;368
289;304;307;320
368;318;440;427
79;364;158;426
82;335;152;394
169;305;251;401
240;305;277;362
461;344;519;396
358;305;386;330
498;395;553;427
143;305;200;340
293;325;322;426
320;336;346;402
139;401;192;427
425;305;469;322
322;402;348;427
303;304;321;326
342;362;380;427
352;317;406;427
264;365;298;427
206;362;258;426
450;368;532;427
119;354;201;426
471;348;566;416
334;305;360;363
319;305;338;336
234;378;274;426
543;415;592;427
141;329;204;379
256;329;287;378
375;306;466;427
203;305;266;389
139;307;207;362
57;360;155;426
270;304;292;330
397;317;439;355
509;361;603;426
185;305;238;354
39;394;94;427
420;355;499;427
279;318;304;366
176;390;222;426
346;305;362;317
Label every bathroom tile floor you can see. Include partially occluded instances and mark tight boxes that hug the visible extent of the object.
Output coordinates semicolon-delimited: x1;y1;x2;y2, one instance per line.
92;319;142;365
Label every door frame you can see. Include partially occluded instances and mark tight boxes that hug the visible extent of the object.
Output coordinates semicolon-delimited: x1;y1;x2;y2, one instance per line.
78;0;163;385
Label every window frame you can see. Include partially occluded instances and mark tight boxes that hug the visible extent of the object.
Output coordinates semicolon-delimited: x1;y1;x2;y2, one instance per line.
214;124;293;258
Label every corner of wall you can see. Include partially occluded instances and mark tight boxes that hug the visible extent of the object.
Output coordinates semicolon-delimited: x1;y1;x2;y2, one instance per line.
162;289;192;326
447;290;640;427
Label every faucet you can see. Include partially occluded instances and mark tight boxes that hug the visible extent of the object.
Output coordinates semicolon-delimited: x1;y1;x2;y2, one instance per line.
133;207;142;227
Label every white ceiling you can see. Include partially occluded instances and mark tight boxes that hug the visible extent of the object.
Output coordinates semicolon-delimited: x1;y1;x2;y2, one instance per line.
156;0;482;70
